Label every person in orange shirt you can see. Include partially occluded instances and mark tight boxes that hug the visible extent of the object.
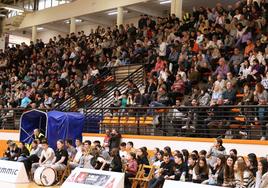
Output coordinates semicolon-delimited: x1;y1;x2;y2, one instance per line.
244;39;255;57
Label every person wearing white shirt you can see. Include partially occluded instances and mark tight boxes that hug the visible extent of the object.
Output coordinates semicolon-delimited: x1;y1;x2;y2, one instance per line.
261;72;268;90
31;140;55;174
239;60;252;79
158;38;167;57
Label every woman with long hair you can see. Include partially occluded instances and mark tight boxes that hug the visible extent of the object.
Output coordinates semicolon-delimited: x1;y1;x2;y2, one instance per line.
193;157;209;183
255;158;268;188
223;156;236;187
149;147;160;165
234;157;255;188
136;147;149;166
206;154;225;186
247;153;258;177
187;153;197;182
164;146;173;160
168;153;188;181
109;148;122;172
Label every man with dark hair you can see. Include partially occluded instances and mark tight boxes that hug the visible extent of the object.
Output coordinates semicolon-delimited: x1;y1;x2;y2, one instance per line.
93;140;101;147
65;139;77;161
23;139;43;174
84;140;91;146
148;153;175;188
31;140;55;173
109;129;121;151
126;141;135;153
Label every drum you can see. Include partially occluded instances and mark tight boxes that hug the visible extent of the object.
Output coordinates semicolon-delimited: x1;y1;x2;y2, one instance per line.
34;166;56;186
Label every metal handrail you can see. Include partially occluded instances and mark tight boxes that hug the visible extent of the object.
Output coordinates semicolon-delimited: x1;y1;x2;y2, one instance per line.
84;65;145;114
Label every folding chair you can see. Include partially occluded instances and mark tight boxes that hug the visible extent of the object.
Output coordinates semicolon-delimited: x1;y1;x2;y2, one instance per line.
131;165;155;188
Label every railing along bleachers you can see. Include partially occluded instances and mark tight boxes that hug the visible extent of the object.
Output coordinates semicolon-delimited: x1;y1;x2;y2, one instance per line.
84;105;268;140
1;104;267;140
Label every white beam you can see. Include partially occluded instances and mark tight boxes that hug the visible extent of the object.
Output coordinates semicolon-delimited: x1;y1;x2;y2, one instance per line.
18;0;153;29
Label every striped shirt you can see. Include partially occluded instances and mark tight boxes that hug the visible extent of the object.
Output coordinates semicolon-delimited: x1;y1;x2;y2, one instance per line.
234;171;255;188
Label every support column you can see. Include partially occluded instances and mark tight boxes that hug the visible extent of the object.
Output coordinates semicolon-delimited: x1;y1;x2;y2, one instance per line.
70;17;76;34
116;7;123;26
171;0;183;20
32;25;37;43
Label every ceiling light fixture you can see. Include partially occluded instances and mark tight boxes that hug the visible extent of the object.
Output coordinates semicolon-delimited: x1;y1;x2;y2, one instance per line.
64;19;83;24
159;0;171;4
107;10;128;16
37;27;44;30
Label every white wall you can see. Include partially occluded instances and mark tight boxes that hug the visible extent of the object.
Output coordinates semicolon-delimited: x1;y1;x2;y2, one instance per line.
124;17;139;27
37;30;68;43
9;34;31;45
76;24;100;35
4;131;266;157
82;135;268;157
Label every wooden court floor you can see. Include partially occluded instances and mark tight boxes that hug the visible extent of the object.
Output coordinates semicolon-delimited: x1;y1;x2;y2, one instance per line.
0;182;60;188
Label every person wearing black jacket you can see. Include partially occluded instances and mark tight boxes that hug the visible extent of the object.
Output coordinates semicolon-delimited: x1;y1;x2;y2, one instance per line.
148;153;175;188
136;147;149;166
167;153;188;181
109;129;121;152
110;148;122;172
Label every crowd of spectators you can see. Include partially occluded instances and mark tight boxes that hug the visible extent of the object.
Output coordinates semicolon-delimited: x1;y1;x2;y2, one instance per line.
2;130;267;188
0;0;266;112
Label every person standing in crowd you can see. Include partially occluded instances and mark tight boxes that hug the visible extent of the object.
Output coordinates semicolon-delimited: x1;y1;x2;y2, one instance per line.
207;137;226;167
109;129;121;152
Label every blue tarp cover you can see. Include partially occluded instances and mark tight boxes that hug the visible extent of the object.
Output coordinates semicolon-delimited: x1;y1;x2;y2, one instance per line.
47;111;84;149
20;110;84;150
20;110;47;144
